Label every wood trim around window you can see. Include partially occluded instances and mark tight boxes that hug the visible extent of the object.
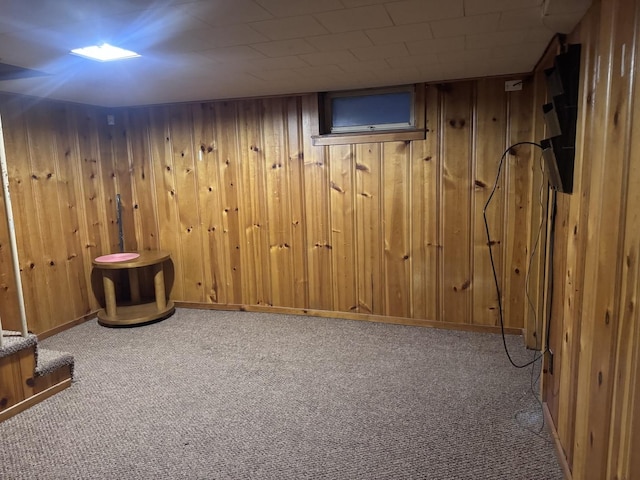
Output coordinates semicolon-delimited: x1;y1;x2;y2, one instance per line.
313;83;426;146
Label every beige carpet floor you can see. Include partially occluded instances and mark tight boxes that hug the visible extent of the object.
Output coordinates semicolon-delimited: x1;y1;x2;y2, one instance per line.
0;308;562;479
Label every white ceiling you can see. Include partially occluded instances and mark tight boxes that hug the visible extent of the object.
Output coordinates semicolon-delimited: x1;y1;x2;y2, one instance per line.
0;0;591;107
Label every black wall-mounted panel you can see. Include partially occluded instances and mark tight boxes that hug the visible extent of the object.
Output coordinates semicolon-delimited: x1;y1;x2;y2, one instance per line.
540;43;581;194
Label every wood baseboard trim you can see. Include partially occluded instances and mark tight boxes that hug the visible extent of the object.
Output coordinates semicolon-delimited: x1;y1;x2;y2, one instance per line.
37;311;98;340
0;378;72;423
543;402;572;480
32;304;523;340
174;302;523;336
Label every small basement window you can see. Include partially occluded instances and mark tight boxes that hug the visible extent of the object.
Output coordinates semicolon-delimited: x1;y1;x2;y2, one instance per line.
314;85;426;146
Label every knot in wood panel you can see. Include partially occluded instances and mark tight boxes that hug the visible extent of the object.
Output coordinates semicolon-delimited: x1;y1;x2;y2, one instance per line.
270;243;291;250
452;279;471;292
330;181;344;193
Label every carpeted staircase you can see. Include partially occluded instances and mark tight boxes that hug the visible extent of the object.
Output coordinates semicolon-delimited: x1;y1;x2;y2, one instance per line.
0;331;74;422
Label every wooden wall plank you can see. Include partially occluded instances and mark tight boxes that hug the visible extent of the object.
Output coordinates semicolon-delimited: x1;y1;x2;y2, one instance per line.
355;143;384;315
169;105;205;302
382;142;411;318
285;97;307;308
50;105;91;317
264;98;296;308
547;193;570;426
608;205;640;479
410;86;440;322
441;82;473;324
0;102;21;329
214;101;243;304
72;106;111;311
2;99;52;328
191;103;216;303
472;78;507;327
526;70;550;349
301;94;333;310
0;121;20;328
237;99;270;306
95;109;121;255
605;1;640;478
31;108;73;327
503;82;535;330
126;109;160;252
193;103;226;304
148;106;184;300
91;110;127;305
0;102;23;329
24;105;77;330
630;354;640;478
106;111;137;253
329;144;357;312
235;100;258;306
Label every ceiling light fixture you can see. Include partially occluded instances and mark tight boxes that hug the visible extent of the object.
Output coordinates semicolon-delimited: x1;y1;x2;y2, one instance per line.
70;43;140;62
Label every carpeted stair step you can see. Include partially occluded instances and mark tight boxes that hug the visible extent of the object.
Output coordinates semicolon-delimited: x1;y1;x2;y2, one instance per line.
1;331;74;422
35;348;74;378
0;331;37;360
1;330;74;379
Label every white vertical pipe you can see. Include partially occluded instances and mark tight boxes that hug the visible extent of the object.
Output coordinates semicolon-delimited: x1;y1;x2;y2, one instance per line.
0;113;28;338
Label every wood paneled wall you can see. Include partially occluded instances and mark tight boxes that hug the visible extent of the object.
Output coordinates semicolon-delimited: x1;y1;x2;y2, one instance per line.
0;78;539;337
541;0;640;478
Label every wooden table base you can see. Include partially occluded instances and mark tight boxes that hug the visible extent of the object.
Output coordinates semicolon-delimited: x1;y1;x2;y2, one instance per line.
93;251;175;327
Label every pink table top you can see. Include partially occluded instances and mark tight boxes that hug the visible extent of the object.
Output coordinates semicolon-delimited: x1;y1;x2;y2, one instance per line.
94;252;141;263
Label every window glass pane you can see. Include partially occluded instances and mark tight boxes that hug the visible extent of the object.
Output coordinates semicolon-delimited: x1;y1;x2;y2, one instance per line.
331;91;412;129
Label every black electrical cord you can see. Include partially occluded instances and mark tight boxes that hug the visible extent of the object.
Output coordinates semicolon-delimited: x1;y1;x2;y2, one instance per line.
483;141;547;369
514;349;553;443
